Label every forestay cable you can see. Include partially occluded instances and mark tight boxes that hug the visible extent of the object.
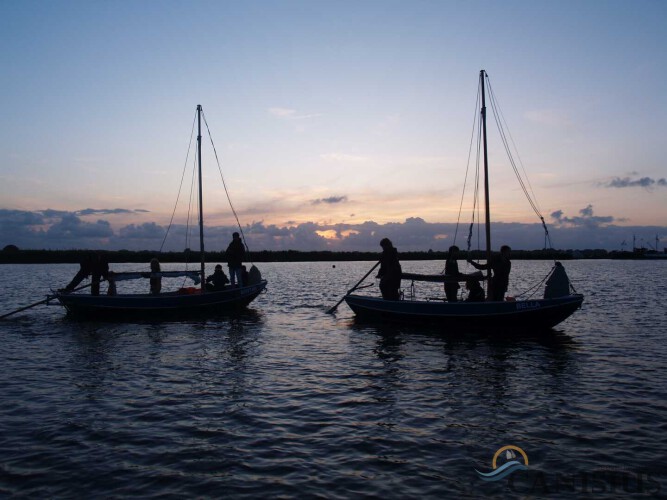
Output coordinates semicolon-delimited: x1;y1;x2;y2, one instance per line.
201;110;254;263
485;74;555;250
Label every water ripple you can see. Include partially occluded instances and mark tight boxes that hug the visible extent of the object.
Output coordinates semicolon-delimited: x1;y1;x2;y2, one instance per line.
0;261;666;497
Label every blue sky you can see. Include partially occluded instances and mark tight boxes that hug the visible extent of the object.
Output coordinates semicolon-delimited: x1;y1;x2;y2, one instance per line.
1;0;666;251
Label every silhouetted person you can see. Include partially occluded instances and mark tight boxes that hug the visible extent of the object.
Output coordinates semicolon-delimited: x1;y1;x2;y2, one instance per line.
241;265;249;287
468;245;511;301
149;258;161;295
544;261;570;298
62;252;109;296
89;253;110;296
107;271;117;296
377;238;402;300
62;254;92;294
444;245;461;302
248;265;262;285
206;264;230;291
225;232;246;287
465;279;485;302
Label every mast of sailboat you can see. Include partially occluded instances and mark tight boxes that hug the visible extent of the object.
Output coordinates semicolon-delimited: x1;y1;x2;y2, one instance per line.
480;70;492;287
197;105;206;290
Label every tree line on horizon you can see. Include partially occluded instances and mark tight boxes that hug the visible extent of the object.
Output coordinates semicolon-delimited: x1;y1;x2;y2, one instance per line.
0;245;637;264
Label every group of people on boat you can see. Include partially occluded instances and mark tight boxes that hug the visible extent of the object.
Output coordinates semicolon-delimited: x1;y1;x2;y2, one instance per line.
440;244;487;302
376;239;513;303
59;231;566;305
60;232;251;296
467;244;512;302
202;231;250;291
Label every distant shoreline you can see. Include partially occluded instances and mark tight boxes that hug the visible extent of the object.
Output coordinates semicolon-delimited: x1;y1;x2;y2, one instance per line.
1;248;662;264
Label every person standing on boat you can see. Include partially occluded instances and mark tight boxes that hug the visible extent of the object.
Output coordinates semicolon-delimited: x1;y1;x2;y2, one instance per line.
443;245;461;302
61;251;109;296
89;252;110;296
467;245;511;301
377;238;402;300
149;258;162;294
106;270;117;296
225;232;246;287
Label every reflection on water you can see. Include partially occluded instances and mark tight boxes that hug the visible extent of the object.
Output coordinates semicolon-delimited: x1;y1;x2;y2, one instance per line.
0;260;665;497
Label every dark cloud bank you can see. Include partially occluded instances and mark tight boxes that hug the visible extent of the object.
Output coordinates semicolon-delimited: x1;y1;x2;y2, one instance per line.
0;207;664;252
605;176;667;189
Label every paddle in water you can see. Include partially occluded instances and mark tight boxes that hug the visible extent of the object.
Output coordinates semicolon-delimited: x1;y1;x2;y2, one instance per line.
326;261;380;314
0;282;94;320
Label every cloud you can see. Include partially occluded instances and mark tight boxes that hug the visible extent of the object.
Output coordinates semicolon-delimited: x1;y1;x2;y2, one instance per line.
46;214;113;239
311;196;348;205
550;204;615;227
38;208;149;219
605;176;667;189
0;209;45;226
41;209;71;219
118;222;165;239
1;207;665;252
0;209;137;250
580;205;593;217
77;208;149;216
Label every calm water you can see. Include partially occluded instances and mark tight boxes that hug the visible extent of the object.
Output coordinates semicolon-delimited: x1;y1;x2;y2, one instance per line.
0;260;665;498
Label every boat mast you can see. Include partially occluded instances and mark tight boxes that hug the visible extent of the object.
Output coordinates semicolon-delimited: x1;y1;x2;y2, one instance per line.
480;70;492;287
197;105;206;290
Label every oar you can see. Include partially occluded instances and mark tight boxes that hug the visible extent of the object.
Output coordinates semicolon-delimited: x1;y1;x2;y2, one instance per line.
0;282;93;320
326;261;380;314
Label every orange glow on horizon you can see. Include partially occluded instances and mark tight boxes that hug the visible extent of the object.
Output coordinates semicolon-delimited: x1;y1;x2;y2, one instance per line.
315;230;338;239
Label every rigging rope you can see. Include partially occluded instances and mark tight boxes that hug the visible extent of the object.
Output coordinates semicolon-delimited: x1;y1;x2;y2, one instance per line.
455;73;569;299
184;146;199;263
171;141;198;290
486;86;542;219
514;266;553;299
159;112;198;253
484;73;555;252
486;78;543;217
464;95;484;263
454;82;482;248
156;106;257;286
201;109;254;264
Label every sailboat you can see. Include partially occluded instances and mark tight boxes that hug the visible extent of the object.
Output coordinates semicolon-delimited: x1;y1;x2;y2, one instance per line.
52;105;267;319
343;71;583;330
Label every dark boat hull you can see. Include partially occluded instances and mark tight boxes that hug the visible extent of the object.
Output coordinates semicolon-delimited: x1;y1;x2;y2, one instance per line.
53;281;267;319
344;294;583;331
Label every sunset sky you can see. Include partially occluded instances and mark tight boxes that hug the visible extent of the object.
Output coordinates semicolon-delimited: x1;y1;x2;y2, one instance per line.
1;0;666;252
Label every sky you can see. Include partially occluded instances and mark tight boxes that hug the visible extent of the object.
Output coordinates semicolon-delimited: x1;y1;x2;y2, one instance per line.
1;0;666;252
